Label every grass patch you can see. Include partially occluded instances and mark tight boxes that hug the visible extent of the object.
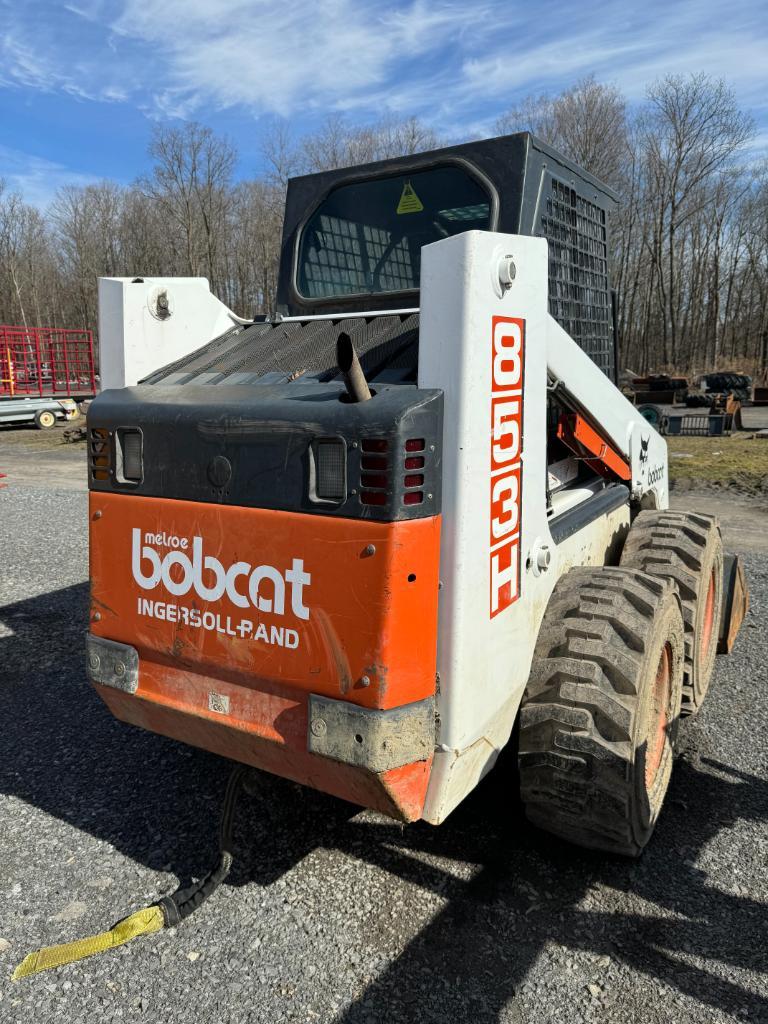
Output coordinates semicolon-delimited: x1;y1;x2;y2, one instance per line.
667;432;768;492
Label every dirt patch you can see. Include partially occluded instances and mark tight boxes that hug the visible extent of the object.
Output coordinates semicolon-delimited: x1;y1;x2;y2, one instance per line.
668;432;768;497
0;419;84;451
0;420;87;491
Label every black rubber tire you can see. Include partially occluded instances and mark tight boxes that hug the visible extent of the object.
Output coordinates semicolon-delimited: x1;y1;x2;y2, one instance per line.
637;404;663;430
518;566;684;857
620;510;723;715
34;408;56;430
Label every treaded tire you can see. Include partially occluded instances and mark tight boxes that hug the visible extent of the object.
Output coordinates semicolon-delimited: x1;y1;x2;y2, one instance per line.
518;566;684;857
619;510;723;715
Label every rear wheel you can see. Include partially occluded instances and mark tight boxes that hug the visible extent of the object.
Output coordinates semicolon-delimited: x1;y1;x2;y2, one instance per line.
620;511;723;715
518;567;684;856
34;409;56;430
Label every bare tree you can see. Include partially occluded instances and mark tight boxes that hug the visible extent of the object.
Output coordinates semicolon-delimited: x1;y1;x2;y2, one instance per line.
141;123;237;290
1;95;767;379
639;74;754;363
496;76;628;186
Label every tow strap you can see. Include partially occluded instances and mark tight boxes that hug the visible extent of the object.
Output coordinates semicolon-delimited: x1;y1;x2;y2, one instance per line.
13;764;247;981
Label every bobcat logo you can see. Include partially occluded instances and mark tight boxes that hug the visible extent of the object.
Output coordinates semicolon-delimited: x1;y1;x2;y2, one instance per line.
639;436;650;465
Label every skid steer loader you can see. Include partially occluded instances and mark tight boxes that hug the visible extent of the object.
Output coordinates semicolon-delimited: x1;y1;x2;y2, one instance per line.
86;132;748;859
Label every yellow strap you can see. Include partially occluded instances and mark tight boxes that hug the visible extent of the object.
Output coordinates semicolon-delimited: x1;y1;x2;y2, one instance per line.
12;905;165;981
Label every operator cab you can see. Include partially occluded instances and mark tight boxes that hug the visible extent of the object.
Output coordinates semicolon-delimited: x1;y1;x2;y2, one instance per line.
295;165;492;302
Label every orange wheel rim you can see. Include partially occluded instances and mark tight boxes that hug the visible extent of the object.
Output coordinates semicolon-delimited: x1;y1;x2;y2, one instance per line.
700;569;716;666
646;642;671;788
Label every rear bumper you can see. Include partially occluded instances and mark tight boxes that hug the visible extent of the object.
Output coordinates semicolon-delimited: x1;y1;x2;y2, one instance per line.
87;634;435;822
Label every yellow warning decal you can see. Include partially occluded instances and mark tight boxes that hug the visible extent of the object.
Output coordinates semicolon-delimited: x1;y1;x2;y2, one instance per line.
397;181;424;215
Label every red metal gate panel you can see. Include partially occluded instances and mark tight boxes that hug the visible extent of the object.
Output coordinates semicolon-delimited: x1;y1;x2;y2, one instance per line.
0;325;96;398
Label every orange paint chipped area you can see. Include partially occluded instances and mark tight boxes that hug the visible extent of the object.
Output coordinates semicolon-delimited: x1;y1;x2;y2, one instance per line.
89;493;441;710
97;684;432;822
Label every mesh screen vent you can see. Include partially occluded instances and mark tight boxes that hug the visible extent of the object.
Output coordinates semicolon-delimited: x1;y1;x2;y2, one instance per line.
540;177;613;379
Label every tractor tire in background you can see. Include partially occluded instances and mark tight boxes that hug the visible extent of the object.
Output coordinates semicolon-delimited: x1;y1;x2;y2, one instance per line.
637;404;664;431
620;511;723;716
34;409;56;430
518;567;684;857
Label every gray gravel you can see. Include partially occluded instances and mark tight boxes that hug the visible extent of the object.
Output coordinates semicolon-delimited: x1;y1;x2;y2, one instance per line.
1;481;767;1024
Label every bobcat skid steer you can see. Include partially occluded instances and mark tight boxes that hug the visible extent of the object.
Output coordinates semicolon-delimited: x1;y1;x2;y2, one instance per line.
87;133;748;857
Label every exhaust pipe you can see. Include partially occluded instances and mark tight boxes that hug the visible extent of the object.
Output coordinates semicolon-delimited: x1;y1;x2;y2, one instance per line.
337;332;371;403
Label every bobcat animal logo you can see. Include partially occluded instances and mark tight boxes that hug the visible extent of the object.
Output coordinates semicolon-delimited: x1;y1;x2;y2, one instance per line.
640;436;649;465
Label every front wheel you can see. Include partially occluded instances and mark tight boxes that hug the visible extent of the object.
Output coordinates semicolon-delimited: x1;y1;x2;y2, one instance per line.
518;566;684;857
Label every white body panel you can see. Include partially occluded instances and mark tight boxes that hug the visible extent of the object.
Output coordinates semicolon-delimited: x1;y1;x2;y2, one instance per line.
417;232;668;824
97;277;244;390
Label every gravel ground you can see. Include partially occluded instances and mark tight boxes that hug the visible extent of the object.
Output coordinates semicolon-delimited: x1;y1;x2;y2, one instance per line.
1;482;767;1024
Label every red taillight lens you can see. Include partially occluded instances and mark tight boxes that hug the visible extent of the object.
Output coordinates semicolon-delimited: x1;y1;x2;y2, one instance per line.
404;456;424;469
405;438;425;452
403;491;423;505
361;455;387;470
361;473;388;489
361;491;387;506
362;439;388;453
404;474;424;487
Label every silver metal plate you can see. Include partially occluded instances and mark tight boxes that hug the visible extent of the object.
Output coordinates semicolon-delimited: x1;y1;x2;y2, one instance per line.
307;695;435;773
86;634;139;694
208;691;230;714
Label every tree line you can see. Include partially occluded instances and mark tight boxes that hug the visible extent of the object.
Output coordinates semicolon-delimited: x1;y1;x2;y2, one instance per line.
1;74;765;378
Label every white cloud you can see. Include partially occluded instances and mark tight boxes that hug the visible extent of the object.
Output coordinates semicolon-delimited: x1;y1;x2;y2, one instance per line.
108;0;478;118
0;146;101;208
0;0;766;143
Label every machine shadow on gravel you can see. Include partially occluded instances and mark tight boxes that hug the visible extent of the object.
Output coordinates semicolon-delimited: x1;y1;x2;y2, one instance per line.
2;583;766;1023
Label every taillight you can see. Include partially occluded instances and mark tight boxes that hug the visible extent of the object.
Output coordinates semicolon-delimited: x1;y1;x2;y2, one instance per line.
402;438;426;506
361;473;388;489
314;439;346;501
89;428;111;482
360;491;387;506
309;438;347;504
359;437;391;505
357;436;432;512
116;428;143;484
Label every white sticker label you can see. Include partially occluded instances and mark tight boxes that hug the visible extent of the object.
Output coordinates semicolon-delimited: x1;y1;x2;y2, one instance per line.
208;692;230;715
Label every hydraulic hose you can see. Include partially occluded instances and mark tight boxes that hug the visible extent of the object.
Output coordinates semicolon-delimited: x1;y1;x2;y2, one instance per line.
13;763;249;980
158;763;247;926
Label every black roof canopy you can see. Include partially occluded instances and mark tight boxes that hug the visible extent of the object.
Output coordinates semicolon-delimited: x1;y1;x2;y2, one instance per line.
276;132;618;379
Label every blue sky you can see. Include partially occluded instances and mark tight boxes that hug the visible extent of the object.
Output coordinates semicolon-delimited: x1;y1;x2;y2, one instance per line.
1;0;766;206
